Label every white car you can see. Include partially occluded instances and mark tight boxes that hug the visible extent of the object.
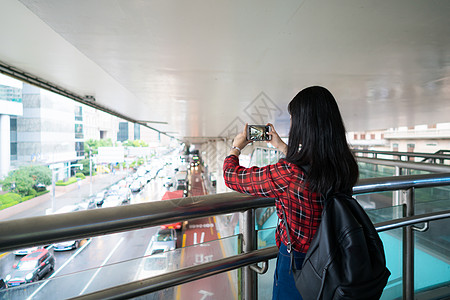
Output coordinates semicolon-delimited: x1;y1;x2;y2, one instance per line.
13;246;40;256
135;245;172;281
130;180;143;193
134;228;177;280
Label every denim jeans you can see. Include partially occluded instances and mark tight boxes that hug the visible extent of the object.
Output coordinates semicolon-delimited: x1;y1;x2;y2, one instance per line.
272;243;306;300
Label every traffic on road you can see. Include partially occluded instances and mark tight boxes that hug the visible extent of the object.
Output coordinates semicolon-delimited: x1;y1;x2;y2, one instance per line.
0;151;236;299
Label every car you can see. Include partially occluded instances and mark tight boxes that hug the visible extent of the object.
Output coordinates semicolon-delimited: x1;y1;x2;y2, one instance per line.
32;183;46;192
118;187;132;204
0;278;7;290
98;189;129;207
134;230;177;281
101;195;123;208
5;249;55;287
151;228;177;251
135;245;172;280
129;180;143;193
13;246;40;256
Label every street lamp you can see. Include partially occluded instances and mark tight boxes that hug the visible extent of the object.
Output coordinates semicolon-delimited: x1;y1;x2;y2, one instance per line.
89;147;93;196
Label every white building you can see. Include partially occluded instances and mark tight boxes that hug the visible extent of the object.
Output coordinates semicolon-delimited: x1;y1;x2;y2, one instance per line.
0;75;23;177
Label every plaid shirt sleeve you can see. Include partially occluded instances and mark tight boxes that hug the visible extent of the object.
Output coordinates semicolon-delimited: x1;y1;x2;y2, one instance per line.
223;155;291;198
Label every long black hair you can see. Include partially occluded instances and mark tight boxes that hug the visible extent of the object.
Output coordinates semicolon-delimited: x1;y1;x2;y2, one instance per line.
285;86;359;194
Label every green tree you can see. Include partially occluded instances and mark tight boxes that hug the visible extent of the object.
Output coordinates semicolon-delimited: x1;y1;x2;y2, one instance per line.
1;165;52;197
84;138;114;155
122;139;149;147
77;158;92;176
27;165;52;186
1;168;34;197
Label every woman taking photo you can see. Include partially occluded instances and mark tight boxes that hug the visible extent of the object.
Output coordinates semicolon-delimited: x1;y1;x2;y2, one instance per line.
223;86;359;299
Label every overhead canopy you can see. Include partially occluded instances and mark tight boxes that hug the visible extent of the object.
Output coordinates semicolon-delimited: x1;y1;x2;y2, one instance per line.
1;0;449;143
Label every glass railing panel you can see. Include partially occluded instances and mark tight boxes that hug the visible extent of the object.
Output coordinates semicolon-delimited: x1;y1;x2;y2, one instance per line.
132;269;240;300
132;233;241;300
256;226;277;299
0;235;240;299
379;229;403;299
255;203;450;300
358;162;397;178
415;186;450;205
414;218;450;294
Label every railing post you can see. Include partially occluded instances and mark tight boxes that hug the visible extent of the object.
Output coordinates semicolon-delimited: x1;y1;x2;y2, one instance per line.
403;188;415;300
241;209;256;300
394;166;402;207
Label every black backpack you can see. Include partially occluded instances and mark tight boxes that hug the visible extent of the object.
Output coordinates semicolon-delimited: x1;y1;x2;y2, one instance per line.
281;193;391;300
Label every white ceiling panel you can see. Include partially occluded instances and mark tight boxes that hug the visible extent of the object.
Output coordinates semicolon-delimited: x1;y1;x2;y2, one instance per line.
1;0;449;143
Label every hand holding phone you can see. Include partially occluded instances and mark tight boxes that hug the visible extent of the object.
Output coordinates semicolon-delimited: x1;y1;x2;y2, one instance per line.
247;125;272;141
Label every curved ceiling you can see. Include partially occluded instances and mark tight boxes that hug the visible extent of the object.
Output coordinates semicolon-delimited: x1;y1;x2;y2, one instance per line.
1;0;449;143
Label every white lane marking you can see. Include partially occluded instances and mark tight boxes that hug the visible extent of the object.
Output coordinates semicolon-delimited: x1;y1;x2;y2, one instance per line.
79;237;124;295
200;232;205;244
26;238;93;300
193;232;197;244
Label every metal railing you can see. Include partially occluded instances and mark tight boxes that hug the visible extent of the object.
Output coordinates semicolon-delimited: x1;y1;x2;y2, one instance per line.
1;173;450;300
353;149;450;163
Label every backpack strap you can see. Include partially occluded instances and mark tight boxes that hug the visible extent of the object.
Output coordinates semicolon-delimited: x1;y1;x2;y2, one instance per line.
279;204;297;273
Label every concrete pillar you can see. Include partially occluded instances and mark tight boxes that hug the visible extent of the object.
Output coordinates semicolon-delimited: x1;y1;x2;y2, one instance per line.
216;139;230;193
0;114;11;177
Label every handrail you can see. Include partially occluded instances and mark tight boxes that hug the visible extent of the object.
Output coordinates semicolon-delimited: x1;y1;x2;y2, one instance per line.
69;209;450;300
357;157;450;173
1;173;450;252
0;192;274;252
353;149;450;161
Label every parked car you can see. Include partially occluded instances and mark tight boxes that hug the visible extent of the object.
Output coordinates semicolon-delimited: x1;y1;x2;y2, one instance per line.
32;183;46;192
5;249;55;287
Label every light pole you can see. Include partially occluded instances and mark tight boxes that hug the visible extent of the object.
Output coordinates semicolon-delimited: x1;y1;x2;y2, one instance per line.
51;166;56;213
89;148;93;196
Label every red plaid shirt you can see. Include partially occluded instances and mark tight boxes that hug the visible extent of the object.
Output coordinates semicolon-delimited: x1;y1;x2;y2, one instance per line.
223;155;324;253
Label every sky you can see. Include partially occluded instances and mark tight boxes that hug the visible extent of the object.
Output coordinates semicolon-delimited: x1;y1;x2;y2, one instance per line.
0;73;22;88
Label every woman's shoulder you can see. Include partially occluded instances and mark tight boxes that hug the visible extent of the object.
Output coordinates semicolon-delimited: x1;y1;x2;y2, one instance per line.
275;159;307;175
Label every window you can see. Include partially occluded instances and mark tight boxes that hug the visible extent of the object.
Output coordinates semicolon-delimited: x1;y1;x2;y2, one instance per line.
75;124;84;139
117;122;129;142
74;106;83;121
10;142;17;160
134;123;140;140
75;142;84;157
392;143;398;152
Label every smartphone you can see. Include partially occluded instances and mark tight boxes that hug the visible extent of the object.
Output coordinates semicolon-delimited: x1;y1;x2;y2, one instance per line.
247;125;271;141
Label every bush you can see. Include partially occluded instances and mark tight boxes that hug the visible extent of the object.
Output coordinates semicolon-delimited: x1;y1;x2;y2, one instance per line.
21;195;34;202
75;172;86;179
0;193;22;210
36;190;50;197
56;177;78;186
